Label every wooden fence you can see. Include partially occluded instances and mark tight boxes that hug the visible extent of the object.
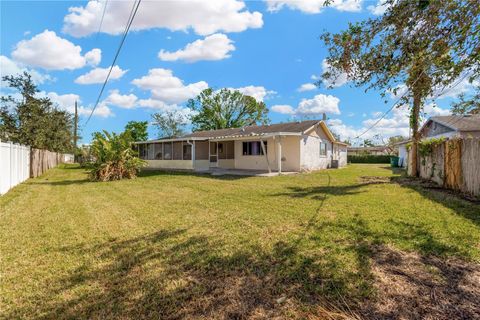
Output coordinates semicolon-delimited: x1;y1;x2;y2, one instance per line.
30;149;66;178
408;138;480;197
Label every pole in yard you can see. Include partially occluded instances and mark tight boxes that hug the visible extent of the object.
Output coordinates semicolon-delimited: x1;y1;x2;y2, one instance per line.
73;100;78;162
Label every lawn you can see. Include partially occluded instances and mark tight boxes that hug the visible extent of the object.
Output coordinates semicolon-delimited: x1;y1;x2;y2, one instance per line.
1;164;479;319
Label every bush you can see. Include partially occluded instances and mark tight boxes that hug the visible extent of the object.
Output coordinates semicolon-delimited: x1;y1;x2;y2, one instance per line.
89;130;146;181
348;155;392;163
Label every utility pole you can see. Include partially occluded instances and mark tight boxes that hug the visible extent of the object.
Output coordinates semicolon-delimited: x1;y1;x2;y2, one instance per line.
73;100;78;162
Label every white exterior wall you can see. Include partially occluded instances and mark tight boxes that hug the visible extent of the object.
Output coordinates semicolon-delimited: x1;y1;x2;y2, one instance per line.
0;141;30;195
300;127;333;171
398;145;408;168
233;136;300;172
337;145;348;167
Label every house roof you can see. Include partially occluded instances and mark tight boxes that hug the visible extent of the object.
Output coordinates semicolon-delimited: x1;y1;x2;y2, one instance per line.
182;120;321;139
428;115;480;132
136;120;349;145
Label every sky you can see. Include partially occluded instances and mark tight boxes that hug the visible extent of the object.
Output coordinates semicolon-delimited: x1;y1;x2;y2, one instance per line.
0;0;474;145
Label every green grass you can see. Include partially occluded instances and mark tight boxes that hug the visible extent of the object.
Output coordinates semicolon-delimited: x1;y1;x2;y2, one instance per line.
1;164;479;319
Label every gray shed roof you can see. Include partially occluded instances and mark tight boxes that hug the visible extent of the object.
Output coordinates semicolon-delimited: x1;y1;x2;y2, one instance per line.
430;115;480;132
182;120;321;138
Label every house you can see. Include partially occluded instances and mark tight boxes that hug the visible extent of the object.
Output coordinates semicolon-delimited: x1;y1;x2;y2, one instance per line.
135;120;348;173
347;146;391;156
419;114;480;139
395;114;480;168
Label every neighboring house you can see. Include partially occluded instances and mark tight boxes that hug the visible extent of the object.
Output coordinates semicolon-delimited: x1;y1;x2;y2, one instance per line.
395;114;480;168
419;114;480;139
347;146;391;155
135;120;348;173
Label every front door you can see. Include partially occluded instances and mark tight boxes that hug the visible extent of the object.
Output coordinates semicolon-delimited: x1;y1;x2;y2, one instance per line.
209;142;218;167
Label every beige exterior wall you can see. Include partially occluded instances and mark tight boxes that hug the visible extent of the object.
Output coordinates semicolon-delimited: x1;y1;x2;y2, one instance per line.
233;136;300;172
145;160;193;170
194;160;210;171
218;159;235;169
300;126;333;170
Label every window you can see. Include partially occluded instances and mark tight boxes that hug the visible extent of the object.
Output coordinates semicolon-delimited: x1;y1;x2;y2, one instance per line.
319;142;327;157
242;141;267;156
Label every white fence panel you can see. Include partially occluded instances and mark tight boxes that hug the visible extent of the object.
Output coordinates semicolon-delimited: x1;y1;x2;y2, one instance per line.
0;141;30;195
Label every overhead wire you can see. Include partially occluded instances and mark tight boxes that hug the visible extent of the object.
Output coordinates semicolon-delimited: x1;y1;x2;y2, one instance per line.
85;0;141;126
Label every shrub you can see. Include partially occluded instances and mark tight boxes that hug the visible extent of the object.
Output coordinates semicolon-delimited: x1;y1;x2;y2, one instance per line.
347;155;392;163
89;130;146;181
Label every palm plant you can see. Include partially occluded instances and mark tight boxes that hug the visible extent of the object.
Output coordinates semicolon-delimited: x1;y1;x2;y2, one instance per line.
89;130;146;181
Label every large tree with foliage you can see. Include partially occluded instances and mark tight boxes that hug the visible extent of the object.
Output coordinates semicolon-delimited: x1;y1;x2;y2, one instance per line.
0;72;73;152
151;110;189;138
320;0;479;176
188;88;269;131
125;120;148;141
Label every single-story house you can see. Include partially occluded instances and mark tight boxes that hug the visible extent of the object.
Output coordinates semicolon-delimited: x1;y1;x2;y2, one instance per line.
135;120;348;173
394;114;480;168
347;146;391;156
419;114;480;139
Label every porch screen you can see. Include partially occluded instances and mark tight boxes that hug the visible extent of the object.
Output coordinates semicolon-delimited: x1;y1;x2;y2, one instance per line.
173;142;183;160
154;143;163;160
218;141;234;159
183;144;192;160
164;142;172;160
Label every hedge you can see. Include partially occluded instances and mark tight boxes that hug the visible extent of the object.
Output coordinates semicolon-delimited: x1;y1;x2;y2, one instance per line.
347;155;392;163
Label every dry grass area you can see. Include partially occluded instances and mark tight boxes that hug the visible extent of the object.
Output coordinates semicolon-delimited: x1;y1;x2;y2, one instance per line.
1;164;479;319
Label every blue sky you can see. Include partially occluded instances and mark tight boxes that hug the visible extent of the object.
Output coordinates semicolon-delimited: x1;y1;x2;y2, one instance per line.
1;0;471;144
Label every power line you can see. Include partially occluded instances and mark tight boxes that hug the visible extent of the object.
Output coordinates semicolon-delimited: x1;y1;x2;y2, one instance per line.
94;0;109;43
85;0;141;126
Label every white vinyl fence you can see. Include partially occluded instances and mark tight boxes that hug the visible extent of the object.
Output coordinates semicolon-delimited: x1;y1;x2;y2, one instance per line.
0;141;31;195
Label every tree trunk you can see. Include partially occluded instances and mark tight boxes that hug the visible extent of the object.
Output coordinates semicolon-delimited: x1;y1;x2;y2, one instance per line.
410;97;420;177
410;89;421;177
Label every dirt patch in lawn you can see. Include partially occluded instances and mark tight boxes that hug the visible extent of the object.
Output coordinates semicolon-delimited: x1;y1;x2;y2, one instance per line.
360;245;480;320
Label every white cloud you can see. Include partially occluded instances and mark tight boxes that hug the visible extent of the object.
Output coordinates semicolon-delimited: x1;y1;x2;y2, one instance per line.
296;94;341;115
75;65;127;84
367;0;395;15
159;33;235;63
63;0;263;37
84;48;101;66
233;85;276;102
45;91;113;118
104;90;138;109
11;30;99;70
297;83;316;92
271;104;295;114
0;55;51;84
132;68;208;104
271;94;341;116
266;0;362;13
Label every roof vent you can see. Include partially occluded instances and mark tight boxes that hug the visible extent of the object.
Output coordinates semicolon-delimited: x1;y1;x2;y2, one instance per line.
241;127;246;132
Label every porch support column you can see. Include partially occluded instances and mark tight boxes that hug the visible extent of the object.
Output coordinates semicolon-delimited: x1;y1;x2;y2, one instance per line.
276;136;282;174
260;140;271;174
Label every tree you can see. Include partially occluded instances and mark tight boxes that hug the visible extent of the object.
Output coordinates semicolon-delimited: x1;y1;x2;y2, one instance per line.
125;120;148;141
362;139;374;147
451;86;480;115
188;88;269;131
320;0;479;176
89;130;146;181
151;110;188;138
0;72;73;152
